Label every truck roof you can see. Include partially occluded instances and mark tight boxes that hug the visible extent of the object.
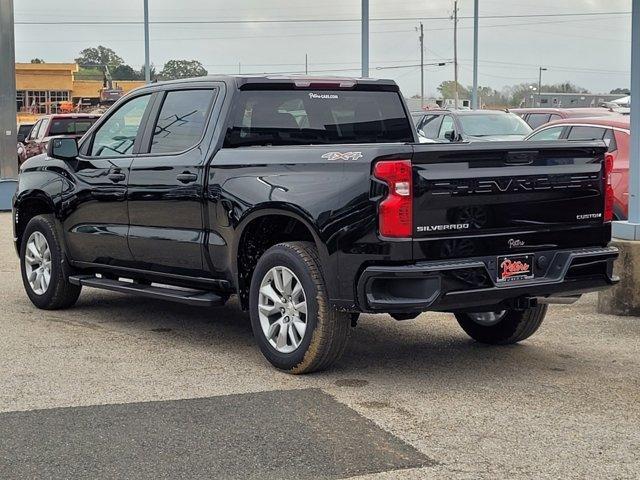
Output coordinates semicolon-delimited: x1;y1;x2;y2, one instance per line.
142;74;400;91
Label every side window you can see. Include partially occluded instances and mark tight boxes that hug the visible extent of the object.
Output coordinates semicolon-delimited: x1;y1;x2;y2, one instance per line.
149;89;216;154
90;94;152;157
527;126;564;141
36;119;50;139
567;126;606;141
527;113;551;130
549;114;562;122
603;129;617;152
27;120;41;141
420;115;443;139
438;115;455;139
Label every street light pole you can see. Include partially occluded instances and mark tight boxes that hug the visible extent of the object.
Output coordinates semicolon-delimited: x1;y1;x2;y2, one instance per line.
143;0;150;83
537;67;547;107
419;22;424;109
452;0;459;109
361;0;369;78
471;0;479;109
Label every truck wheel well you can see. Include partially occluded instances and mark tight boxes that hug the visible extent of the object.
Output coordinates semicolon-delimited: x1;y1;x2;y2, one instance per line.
237;215;315;309
16;197;54;246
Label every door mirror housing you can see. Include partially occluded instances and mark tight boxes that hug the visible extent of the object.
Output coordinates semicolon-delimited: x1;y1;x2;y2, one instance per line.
444;130;456;142
48;137;78;160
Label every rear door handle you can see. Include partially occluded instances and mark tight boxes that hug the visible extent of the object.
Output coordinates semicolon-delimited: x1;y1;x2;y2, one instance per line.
177;172;198;184
107;172;126;182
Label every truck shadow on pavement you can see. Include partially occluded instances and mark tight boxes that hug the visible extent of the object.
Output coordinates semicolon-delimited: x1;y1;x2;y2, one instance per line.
65;290;569;383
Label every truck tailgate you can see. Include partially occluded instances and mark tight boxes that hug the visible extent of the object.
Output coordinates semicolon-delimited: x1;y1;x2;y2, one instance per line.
411;141;610;261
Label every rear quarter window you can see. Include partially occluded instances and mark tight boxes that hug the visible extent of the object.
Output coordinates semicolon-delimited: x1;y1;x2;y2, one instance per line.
224;89;414;147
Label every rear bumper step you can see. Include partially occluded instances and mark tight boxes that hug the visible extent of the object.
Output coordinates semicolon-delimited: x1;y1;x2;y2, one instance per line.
69;275;224;307
357;246;618;313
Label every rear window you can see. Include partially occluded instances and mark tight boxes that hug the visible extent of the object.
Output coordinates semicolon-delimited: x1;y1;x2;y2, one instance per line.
49;118;97;136
224;90;414;147
457;113;532;137
526;113;551;129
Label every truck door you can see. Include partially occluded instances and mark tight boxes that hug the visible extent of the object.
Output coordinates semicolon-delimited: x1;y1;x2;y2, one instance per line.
64;92;155;265
127;86;219;276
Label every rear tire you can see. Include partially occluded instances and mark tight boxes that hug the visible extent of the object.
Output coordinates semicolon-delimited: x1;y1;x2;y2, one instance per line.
249;241;351;374
20;215;81;310
455;304;547;345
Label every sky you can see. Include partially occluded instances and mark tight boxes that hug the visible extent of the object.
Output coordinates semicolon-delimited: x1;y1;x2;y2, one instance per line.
13;0;633;97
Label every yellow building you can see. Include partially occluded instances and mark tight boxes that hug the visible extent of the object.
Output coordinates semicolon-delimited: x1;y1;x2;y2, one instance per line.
16;63;146;123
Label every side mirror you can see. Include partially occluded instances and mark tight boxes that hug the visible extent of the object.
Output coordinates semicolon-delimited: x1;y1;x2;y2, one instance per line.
444;130;456;142
418;129;427;137
47;137;78;160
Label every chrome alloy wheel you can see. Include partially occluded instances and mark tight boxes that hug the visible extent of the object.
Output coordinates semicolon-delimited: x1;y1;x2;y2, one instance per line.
24;231;52;296
467;311;507;326
258;266;308;354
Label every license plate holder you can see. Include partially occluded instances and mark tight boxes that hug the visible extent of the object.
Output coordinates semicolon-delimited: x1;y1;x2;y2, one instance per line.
496;254;534;283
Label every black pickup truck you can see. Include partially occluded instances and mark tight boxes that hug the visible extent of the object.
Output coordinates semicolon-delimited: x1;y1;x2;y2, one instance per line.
13;75;618;373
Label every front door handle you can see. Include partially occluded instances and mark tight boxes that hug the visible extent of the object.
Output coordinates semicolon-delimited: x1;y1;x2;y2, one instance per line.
107;172;126;183
177;172;198;184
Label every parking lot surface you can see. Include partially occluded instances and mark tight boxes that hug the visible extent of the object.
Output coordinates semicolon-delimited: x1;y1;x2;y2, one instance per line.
1;212;639;479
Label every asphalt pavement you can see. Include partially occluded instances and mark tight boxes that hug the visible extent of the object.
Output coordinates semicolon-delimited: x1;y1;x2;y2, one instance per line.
0;212;638;479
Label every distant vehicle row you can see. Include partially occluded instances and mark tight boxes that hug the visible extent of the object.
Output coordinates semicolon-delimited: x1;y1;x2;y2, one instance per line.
17;114;99;164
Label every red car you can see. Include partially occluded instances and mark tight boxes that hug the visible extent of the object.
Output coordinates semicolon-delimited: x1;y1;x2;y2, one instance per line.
525;116;630;220
511;107;622;130
23;114;99;160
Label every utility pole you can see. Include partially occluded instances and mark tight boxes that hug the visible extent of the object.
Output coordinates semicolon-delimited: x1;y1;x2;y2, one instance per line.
537;67;547;107
471;0;479;109
305;54;308;75
419;22;424;108
452;0;459;109
361;0;369;77
0;0;18;210
143;0;150;83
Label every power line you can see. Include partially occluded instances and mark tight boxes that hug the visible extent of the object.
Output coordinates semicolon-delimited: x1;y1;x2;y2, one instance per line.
13;11;632;25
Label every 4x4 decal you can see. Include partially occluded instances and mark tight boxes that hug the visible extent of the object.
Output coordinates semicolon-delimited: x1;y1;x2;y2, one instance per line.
321;152;363;161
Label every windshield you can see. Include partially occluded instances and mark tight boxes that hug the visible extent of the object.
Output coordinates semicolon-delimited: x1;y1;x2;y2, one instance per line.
49;118;97;136
458;113;532;137
224;89;414;147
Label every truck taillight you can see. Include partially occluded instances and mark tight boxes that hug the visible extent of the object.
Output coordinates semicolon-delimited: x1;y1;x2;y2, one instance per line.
604;153;614;222
373;159;413;238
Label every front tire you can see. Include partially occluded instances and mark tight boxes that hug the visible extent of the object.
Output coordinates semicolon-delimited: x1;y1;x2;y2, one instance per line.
249;241;350;374
455;304;548;345
20;215;81;310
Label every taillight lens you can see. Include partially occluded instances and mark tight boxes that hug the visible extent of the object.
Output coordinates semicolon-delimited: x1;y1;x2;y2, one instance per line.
373;159;413;238
604;153;614;222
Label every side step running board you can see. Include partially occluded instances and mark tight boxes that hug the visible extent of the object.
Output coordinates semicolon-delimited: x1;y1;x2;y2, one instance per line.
69;275;224;307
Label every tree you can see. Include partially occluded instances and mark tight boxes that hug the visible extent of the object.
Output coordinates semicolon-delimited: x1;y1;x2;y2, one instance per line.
139;64;158;81
610;88;630;95
437;81;469;99
159;60;208;80
30;58;44;64
75;45;124;68
111;64;143;81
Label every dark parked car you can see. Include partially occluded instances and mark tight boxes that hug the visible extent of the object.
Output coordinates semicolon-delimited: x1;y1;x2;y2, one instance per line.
511;107;622;130
23;114;99;160
412;109;532;142
17;122;34;143
525;116;630;220
14;75;617;373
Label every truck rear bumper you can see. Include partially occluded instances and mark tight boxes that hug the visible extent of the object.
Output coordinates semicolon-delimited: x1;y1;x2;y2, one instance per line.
356;246;618;313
